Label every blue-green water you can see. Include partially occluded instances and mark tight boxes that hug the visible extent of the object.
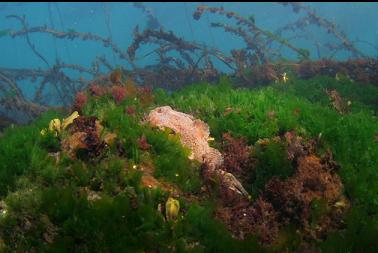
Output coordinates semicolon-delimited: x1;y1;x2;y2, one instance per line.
0;2;376;122
0;2;377;116
1;3;377;68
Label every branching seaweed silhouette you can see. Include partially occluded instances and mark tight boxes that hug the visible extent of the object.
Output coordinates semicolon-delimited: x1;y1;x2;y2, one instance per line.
0;3;376;123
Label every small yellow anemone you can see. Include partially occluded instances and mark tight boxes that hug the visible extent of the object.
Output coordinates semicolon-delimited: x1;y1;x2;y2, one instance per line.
40;128;47;136
165;197;180;222
62;111;79;130
335;72;340;81
40;111;80;137
281;72;288;83
48;118;61;136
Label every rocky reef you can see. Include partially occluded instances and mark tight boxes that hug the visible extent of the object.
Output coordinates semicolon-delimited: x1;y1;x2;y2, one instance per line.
0;71;377;252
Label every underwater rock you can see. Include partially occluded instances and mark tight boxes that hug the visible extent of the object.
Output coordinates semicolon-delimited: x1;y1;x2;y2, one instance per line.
147;106;249;198
215;132;348;245
147;106;223;169
61;116;106;160
263;154;347;241
61;131;88;157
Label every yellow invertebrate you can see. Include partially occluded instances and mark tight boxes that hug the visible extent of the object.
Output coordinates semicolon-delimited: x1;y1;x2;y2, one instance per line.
49;118;61;136
40;128;47;136
165;197;180;221
62;111;80;130
281;72;288;83
40;111;80;137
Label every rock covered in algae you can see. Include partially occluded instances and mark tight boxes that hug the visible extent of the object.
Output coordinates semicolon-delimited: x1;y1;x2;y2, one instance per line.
147;106;223;169
147;106;249;197
61;116;107;159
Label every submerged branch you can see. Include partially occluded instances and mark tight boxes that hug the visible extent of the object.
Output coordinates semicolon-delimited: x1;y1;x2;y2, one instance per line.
7;14;50;66
194;5;310;61
7;15;131;63
278;2;365;58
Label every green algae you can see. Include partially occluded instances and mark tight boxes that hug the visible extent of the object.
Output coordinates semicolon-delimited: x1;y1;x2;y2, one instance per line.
0;76;377;252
